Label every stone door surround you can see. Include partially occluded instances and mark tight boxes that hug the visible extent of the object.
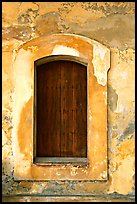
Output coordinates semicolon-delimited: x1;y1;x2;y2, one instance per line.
13;34;110;180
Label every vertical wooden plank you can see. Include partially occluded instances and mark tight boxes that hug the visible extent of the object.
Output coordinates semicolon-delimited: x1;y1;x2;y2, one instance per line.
36;61;61;157
61;60;87;157
60;61;74;157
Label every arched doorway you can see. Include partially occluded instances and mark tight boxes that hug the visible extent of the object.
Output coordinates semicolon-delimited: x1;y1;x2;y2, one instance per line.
13;34;110;180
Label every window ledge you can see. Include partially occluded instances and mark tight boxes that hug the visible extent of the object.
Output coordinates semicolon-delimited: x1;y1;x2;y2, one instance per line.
34;157;88;165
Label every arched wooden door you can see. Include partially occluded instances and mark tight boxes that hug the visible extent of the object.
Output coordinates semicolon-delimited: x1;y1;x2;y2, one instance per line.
36;59;87;159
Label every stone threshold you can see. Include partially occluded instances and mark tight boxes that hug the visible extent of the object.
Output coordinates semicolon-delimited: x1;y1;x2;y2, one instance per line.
2;195;135;202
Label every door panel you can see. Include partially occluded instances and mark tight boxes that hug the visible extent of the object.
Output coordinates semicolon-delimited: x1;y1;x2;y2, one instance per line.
36;60;87;158
36;61;61;156
60;61;87;157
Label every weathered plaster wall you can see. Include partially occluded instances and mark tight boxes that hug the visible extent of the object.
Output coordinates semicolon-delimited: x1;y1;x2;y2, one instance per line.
2;2;135;202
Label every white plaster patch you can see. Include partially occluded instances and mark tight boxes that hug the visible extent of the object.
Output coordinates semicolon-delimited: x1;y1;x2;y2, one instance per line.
51;45;79;57
92;43;110;86
12;48;33;164
108;155;135;195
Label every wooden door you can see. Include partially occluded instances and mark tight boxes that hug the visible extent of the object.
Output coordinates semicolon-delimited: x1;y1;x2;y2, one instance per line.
36;60;87;158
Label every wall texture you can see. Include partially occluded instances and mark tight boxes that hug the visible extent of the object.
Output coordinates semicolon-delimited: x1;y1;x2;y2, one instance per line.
2;2;135;202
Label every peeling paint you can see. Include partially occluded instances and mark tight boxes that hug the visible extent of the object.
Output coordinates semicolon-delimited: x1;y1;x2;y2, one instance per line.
117;121;135;143
12;48;33;166
52;45;79;56
92;43;110;86
108;155;134;195
2;1;135;200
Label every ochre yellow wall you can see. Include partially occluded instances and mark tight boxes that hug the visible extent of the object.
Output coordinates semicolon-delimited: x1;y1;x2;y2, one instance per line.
2;2;135;201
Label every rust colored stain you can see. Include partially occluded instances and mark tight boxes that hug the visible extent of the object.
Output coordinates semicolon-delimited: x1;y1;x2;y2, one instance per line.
17;97;32;159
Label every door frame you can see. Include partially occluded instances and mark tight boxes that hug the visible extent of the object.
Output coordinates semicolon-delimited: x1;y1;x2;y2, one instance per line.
13;33;110;180
34;55;88;164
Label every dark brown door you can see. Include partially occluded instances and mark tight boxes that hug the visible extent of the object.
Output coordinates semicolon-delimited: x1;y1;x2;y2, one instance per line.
36;60;87;158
